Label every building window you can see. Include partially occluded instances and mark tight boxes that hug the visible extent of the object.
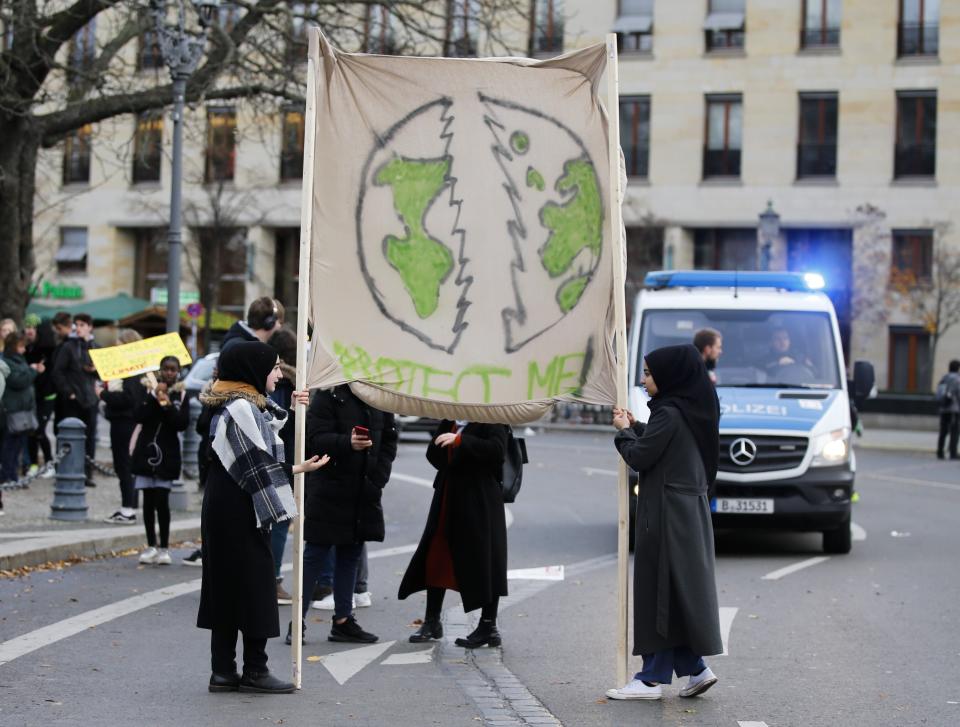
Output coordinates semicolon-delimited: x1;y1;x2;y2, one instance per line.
132;111;163;184
287;2;315;64
704;0;744;52
275;229;301;327
68;19;96;82
365;3;398;54
280;106;305;181
445;0;479;57
895;91;936;178
898;0;938;57
62;125;92;185
694;228;756;270
614;0;653;54
797;93;837;178
620;96;650;178
891;230;933;283
888;326;931;392
134;229;168;299
530;0;563;55
704;95;742;178
801;0;840;48
198;228;247;317
205;107;237;183
56;227;88;275
137;30;163;70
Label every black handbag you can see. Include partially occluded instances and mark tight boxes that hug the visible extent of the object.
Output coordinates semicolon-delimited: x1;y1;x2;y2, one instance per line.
6;410;39;434
499;427;529;503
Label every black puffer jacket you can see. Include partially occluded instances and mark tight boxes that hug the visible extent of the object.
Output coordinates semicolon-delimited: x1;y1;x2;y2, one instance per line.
304;385;397;545
100;376;146;421
130;382;190;481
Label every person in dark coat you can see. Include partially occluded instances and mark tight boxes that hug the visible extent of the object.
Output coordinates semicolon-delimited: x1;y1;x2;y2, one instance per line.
267;328;297;604
196;341;324;694
399;420;509;648
606;344;723;702
24;316;56;472
130;356;190;566
1;333;40;486
99;329;146;524
290;384;397;645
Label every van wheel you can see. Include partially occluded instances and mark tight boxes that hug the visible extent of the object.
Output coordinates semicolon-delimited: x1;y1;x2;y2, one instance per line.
823;516;852;554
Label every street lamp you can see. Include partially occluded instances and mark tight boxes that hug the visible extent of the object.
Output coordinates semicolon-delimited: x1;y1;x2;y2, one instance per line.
758;200;780;271
149;0;219;333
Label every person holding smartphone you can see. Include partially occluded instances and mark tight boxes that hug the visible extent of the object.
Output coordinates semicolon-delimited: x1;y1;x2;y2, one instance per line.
288;384;397;645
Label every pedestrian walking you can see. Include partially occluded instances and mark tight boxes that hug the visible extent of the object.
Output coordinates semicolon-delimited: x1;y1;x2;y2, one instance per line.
936;359;960;460
99;330;146;524
606;344;722;702
24;317;56;475
196;341;325;694
398;420;509;648
1;333;41;494
287;384;396;645
131;356;189;565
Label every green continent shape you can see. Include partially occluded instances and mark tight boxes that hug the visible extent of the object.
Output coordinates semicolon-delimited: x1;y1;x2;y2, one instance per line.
557;274;590;313
526;167;545;191
510;131;530;155
539;159;602;280
375;156;455;319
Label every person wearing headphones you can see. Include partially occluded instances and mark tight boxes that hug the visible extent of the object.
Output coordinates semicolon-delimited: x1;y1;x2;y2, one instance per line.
221;298;283;352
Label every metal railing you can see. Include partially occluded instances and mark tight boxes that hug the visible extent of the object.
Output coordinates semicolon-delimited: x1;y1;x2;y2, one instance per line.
800;26;840;48
703;147;741;178
897;22;938;56
706;29;744;51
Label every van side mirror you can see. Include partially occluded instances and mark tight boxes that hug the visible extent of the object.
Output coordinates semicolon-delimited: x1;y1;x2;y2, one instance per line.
852;361;875;406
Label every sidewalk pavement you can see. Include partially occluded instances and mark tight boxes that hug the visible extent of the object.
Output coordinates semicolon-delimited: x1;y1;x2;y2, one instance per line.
0;424;938;573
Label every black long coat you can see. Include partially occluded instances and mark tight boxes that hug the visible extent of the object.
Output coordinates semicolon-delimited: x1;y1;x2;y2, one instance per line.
130;384;189;482
398;421;509;613
304;385;397;545
196;456;281;639
615;406;723;657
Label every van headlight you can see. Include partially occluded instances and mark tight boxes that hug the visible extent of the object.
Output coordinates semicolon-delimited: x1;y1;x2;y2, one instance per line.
810;428;850;467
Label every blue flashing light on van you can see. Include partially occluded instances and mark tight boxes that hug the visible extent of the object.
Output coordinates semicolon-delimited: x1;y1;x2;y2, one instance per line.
628;270;875;554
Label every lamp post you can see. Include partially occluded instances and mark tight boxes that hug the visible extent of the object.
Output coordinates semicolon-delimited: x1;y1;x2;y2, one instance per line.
758;200;780;271
150;0;219;334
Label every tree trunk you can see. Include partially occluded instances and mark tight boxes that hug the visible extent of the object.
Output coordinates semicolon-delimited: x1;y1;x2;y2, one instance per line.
0;118;41;324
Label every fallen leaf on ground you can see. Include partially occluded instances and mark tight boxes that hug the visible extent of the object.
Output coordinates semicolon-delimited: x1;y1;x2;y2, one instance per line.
306;656;322;662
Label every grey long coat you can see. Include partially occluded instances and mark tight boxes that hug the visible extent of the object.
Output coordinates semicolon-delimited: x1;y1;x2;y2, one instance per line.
615;406;723;657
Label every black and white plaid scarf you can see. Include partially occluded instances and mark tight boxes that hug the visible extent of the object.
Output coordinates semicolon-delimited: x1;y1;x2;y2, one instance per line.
211;397;297;529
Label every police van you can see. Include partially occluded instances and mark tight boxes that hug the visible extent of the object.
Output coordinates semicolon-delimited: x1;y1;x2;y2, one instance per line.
627;270;875;554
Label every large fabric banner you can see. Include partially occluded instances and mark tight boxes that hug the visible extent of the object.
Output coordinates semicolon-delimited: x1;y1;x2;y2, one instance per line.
305;30;618;423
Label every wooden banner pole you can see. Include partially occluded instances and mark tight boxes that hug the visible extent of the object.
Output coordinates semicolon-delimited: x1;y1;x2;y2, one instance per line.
604;32;630;688
291;28;320;690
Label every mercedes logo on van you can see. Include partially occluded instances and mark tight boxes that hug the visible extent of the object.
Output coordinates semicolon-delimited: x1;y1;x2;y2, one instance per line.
729;438;758;466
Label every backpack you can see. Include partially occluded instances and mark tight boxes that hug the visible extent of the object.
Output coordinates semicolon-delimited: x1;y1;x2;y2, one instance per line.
499;426;529;503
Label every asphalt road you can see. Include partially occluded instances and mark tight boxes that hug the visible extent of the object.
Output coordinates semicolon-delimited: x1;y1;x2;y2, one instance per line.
1;432;958;727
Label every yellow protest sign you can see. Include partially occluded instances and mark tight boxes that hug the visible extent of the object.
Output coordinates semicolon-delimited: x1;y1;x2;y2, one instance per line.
89;332;192;381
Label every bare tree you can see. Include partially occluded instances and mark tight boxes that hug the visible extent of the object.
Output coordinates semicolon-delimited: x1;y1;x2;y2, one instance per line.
0;0;531;322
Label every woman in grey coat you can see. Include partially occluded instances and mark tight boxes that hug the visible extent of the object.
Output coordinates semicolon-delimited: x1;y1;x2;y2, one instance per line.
606;344;723;702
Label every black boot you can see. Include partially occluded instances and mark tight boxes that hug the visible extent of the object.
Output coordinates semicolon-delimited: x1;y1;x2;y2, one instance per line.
208;671;241;693
455;618;501;648
409;618;443;643
284;621;306;646
239;670;295;694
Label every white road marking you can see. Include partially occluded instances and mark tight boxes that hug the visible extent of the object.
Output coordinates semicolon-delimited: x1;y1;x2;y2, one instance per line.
507;565;564;581
581;467;618;477
852;522;867;542
389;473;434;488
738;722;770;727
718;606;738;656
382;647;435;665
321;640;394;685
368;544;417;559
761;556;830;581
866;472;960;492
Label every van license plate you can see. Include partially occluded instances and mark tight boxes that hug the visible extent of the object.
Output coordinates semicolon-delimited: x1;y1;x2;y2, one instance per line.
713;498;775;514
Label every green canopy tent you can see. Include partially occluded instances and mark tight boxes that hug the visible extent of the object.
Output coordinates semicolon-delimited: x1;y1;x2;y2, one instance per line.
26;292;152;325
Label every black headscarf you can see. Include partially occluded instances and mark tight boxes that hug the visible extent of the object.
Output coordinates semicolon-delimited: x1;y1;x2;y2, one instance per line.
645;344;720;485
217;341;278;396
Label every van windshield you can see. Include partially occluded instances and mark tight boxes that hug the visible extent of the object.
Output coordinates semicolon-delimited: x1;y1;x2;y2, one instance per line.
639;309;842;389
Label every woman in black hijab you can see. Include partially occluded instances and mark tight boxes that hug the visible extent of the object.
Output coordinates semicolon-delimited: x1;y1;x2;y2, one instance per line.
606;344;723;702
196;341;326;694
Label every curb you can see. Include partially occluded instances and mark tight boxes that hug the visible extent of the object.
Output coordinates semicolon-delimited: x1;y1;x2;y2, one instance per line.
0;519;201;572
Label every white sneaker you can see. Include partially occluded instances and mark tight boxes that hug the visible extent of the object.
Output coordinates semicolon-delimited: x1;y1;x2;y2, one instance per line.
155;549;172;566
679;667;717;697
139;547;159;564
311;593;355;610
605;678;662;700
354;591;372;608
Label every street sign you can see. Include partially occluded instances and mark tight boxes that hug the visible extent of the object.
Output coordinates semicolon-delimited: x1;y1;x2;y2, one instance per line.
186;302;204;319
